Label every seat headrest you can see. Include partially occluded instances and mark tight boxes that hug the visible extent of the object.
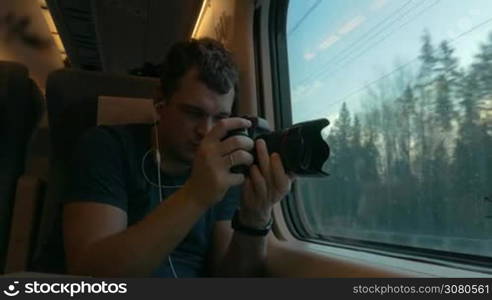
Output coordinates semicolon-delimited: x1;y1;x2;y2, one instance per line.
45;69;159;162
0;60;44;156
0;60;44;272
97;96;155;126
0;61;28;95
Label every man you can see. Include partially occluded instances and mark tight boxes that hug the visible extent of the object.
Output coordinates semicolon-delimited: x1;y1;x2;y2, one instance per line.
63;38;294;277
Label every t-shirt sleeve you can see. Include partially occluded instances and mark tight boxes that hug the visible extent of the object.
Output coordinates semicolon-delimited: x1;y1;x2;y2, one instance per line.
213;185;241;221
67;126;128;211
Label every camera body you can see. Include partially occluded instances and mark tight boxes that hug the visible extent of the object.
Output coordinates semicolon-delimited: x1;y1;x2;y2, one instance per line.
224;116;330;177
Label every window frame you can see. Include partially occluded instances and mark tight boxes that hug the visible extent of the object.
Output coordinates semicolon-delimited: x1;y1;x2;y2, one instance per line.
265;0;313;239
264;0;492;275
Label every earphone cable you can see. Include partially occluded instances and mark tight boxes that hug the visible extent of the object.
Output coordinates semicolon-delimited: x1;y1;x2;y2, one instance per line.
145;123;180;278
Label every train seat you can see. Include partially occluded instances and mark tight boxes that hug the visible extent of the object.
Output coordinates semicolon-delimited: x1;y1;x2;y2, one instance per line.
0;61;44;273
29;69;158;274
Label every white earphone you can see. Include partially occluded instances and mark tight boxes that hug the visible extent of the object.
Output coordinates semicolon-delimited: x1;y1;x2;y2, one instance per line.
138;100;180;278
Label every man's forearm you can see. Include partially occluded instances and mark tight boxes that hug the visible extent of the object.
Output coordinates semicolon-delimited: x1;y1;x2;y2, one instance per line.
214;231;268;277
69;186;207;277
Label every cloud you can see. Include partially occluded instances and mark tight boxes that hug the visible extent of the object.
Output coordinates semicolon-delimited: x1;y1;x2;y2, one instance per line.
319;35;340;50
292;80;323;103
316;15;366;52
304;52;317;61
371;0;388;11
338;15;366;35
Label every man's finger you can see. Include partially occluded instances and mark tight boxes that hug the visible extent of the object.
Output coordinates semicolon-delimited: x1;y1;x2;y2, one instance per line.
223;150;254;168
271;153;291;196
249;164;267;197
220;135;254;156
228;173;246;186
256;139;271;180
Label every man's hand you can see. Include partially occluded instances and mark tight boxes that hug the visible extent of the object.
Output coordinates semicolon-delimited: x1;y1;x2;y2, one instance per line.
240;139;295;228
185;117;254;209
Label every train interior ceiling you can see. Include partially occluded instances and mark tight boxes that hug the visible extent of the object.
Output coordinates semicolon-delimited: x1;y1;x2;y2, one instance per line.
1;0;491;277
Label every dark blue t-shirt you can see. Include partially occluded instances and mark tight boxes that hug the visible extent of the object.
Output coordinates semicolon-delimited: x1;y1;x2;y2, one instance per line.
68;124;240;277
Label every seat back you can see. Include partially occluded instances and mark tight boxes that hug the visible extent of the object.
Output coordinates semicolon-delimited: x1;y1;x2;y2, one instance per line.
0;61;44;272
32;68;158;273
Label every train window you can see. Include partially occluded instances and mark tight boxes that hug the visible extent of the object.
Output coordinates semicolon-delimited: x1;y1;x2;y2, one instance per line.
283;0;492;265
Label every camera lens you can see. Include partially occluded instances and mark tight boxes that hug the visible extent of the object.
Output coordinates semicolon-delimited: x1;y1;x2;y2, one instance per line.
225;117;330;177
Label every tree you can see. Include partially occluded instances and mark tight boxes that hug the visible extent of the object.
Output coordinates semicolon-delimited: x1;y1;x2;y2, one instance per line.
327;103;359;226
396;85;416;165
452;64;489;235
413;31;447;233
435;74;454;131
417;30;437;87
434;40;460;132
351;115;362;150
349;115;363;222
474;32;492;99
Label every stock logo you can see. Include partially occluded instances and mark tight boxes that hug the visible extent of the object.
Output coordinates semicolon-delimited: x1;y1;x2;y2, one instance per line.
1;280;127;297
3;281;20;297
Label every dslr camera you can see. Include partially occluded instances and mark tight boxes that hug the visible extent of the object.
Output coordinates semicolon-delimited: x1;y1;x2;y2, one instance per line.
225;116;330;176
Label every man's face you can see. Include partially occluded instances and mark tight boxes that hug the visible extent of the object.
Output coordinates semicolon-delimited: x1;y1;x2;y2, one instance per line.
155;68;235;166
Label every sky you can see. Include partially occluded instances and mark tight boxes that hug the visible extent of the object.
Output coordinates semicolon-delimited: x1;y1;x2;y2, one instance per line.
286;0;492;124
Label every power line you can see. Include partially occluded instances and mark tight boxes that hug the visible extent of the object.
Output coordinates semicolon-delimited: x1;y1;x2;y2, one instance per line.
449;15;492;44
295;0;422;86
294;0;415;85
287;0;322;36
315;0;441;85
328;15;492;114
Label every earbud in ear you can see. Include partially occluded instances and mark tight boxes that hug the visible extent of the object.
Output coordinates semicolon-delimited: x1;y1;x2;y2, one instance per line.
155;149;161;165
153;101;163;124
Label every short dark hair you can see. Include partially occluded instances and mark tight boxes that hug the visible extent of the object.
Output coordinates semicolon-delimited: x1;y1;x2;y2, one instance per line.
159;38;239;103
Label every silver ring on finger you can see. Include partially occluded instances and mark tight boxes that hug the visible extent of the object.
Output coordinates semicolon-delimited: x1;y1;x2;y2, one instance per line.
229;153;234;168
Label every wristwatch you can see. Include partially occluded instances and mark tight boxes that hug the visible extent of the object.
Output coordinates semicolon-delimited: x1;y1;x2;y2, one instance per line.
231;209;273;236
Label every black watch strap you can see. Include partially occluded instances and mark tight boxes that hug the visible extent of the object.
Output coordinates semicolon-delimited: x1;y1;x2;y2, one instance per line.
231;210;273;236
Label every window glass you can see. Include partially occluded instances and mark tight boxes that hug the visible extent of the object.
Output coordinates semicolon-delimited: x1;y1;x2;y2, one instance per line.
286;0;492;257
